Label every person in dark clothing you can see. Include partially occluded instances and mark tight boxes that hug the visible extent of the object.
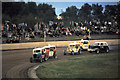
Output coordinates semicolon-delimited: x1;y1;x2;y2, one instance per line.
53;22;57;30
74;22;76;27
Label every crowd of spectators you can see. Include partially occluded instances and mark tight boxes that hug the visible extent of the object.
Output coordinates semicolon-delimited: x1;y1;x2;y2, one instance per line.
1;20;119;43
34;20;119;38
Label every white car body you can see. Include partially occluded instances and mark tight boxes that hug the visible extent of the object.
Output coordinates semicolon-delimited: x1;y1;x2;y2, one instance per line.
79;40;90;50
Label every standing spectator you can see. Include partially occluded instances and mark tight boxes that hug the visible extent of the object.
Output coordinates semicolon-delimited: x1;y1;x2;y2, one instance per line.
40;22;45;31
49;21;53;30
74;22;77;27
53;22;57;30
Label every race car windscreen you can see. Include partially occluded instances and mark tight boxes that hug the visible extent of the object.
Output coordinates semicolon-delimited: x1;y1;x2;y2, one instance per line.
84;41;88;44
45;48;49;50
34;50;40;53
50;49;53;51
51;47;55;49
89;45;98;48
70;45;75;47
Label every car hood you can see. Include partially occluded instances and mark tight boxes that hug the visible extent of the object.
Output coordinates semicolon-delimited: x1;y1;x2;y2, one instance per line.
33;52;41;55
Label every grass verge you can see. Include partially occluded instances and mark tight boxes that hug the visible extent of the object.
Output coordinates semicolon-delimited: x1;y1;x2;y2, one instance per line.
36;53;118;78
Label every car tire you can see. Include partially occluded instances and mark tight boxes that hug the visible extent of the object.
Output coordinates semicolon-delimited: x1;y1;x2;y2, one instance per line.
72;51;74;55
96;50;100;54
39;57;42;63
53;53;57;59
106;48;109;53
78;49;81;55
30;57;33;63
89;51;92;53
44;54;48;61
64;50;66;55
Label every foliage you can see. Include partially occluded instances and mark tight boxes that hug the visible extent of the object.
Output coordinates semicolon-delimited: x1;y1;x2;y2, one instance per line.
60;3;119;26
37;3;56;23
60;6;78;22
92;3;103;21
104;4;119;24
2;2;119;27
78;3;92;22
2;2;56;27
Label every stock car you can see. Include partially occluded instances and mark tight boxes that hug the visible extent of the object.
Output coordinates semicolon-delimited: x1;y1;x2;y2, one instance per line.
30;44;57;63
79;39;90;50
43;44;57;59
88;42;109;53
64;42;81;55
30;47;48;63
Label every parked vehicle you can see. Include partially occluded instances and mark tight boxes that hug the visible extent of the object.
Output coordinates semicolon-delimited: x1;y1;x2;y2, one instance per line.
44;44;57;58
30;47;48;63
79;39;90;50
64;42;81;55
88;42;109;53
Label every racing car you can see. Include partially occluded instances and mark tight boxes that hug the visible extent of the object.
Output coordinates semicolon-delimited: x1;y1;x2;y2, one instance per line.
43;44;57;59
30;47;48;63
88;42;109;53
79;39;90;50
64;42;81;55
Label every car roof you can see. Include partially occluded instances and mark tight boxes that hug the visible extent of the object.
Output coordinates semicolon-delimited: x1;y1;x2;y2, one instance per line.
33;47;45;51
95;42;107;43
43;44;56;49
94;42;108;46
79;40;89;42
69;42;80;45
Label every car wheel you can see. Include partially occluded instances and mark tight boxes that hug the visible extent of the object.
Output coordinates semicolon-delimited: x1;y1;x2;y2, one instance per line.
96;50;100;54
39;57;42;63
53;53;57;59
106;48;109;53
78;49;81;54
30;57;33;63
72;51;74;55
44;54;48;61
89;51;92;53
64;50;66;55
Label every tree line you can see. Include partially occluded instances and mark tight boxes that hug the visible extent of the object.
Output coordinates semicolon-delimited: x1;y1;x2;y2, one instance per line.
2;2;56;27
2;2;120;28
60;3;120;26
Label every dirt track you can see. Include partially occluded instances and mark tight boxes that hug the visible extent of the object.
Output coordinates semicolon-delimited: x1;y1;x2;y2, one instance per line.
2;45;119;79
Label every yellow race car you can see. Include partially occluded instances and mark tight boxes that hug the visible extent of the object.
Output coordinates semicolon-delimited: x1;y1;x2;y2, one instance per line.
64;42;82;55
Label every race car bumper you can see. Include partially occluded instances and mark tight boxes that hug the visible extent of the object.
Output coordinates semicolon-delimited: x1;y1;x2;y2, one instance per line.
88;49;95;52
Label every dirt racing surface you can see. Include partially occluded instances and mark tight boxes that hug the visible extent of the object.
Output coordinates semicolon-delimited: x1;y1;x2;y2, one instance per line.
2;45;119;79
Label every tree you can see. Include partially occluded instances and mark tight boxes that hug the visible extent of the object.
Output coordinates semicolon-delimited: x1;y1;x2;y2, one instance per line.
92;3;103;21
60;6;78;26
27;2;37;16
64;6;78;21
2;2;23;18
116;3;120;26
78;3;92;22
104;5;118;21
2;2;25;23
37;3;56;23
2;2;56;27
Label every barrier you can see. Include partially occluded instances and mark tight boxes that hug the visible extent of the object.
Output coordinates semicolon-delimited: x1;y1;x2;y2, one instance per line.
2;39;119;50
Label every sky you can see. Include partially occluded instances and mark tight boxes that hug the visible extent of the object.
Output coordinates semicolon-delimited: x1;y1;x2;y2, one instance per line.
1;0;119;16
14;0;119;2
36;2;118;16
